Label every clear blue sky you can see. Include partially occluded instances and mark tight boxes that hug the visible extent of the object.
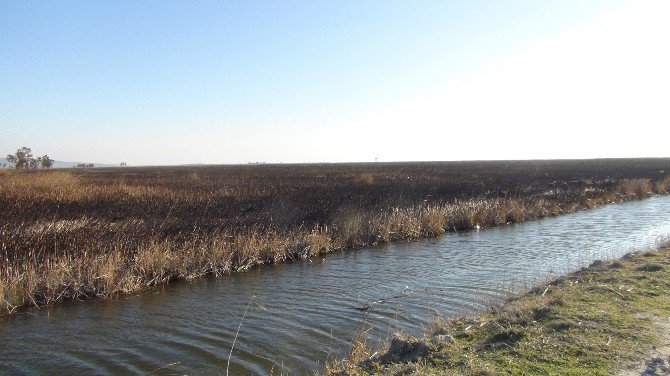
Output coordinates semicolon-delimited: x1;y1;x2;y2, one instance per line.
2;1;668;165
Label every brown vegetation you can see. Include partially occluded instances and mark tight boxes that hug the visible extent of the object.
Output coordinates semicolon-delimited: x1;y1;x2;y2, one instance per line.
1;159;669;314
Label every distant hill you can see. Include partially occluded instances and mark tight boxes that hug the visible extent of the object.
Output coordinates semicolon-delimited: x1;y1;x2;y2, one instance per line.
0;157;118;169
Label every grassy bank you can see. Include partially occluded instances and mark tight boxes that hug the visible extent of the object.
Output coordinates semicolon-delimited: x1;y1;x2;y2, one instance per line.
1;159;669;314
327;244;670;375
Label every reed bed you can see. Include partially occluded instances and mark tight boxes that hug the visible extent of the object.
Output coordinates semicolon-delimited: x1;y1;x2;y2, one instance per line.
1;159;669;314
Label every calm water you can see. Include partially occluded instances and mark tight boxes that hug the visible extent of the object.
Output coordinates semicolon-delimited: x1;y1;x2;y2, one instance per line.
2;196;670;375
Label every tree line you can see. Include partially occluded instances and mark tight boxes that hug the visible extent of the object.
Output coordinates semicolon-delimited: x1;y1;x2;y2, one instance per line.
5;147;54;169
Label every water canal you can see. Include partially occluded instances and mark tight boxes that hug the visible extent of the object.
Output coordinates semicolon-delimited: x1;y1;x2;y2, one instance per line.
2;196;670;375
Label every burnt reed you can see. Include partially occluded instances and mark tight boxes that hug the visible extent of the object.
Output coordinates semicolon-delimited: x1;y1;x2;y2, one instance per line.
1;159;669;314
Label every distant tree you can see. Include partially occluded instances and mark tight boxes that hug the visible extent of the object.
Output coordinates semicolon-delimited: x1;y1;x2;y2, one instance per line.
39;155;54;168
28;158;39;169
5;154;17;168
120;162;127;167
6;147;33;170
6;147;54;170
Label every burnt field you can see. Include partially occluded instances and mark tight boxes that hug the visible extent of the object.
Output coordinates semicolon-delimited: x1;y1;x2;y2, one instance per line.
1;158;669;313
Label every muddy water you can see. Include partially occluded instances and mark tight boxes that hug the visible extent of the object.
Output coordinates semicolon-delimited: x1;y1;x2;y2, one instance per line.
2;196;670;375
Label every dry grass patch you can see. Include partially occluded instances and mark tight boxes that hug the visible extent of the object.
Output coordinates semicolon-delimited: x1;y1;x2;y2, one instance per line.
617;179;653;199
654;176;670;194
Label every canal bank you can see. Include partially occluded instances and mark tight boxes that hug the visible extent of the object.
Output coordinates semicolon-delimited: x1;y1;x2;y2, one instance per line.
327;242;670;375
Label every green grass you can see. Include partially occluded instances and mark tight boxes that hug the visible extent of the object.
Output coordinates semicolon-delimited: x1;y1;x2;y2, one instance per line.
328;247;670;375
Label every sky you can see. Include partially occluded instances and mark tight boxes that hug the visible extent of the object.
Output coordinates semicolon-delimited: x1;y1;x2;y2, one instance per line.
1;1;669;165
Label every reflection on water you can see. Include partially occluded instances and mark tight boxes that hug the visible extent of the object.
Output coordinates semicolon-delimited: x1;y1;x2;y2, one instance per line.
2;196;670;375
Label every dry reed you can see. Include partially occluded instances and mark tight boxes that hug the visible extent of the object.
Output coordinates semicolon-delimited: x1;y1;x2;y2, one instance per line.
1;160;669;314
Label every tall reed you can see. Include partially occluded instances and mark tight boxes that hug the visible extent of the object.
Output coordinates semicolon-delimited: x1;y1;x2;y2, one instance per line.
1;160;669;314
